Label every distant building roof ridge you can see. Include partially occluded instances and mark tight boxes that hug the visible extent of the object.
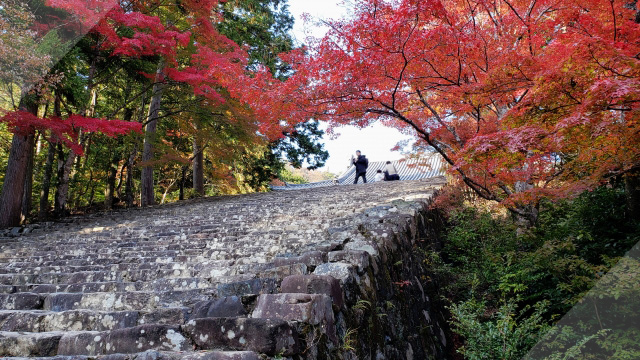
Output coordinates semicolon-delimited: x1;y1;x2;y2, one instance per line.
272;153;446;191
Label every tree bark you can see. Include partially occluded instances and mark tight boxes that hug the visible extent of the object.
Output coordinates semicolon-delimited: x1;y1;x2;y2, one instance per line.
39;139;56;220
105;160;118;209
39;94;62;220
0;133;34;228
0;91;38;228
124;144;138;208
54;145;75;218
179;165;188;200
54;57;98;216
193;134;204;196
141;60;166;207
21;133;36;223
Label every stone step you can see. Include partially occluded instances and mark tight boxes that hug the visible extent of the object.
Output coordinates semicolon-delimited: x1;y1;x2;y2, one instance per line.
0;268;213;286
42;290;213;312
2;277;270;302
1;318;302;357
0;309;138;332
0;285;30;294
1;350;262;360
25;279;209;294
182;317;301;356
0;307;192;333
2;257;233;269
0;289;219;312
5;324;191;356
0;178;445;357
0;293;44;310
0;331;64;357
0;247;271;264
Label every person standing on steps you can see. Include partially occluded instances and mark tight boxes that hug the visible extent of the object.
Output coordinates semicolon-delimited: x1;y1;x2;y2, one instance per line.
352;150;369;184
383;161;400;181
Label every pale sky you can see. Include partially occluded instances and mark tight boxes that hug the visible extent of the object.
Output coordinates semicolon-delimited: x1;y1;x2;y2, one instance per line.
286;0;415;174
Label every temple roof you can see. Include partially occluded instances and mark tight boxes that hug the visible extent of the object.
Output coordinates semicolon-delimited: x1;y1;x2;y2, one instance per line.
271;153;446;191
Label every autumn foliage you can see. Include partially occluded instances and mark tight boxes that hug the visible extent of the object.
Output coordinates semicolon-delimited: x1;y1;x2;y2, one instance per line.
2;0;639;227
280;0;640;222
0;0;304;227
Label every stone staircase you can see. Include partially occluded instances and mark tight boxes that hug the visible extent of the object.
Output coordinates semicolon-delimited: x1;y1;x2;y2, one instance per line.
0;177;446;359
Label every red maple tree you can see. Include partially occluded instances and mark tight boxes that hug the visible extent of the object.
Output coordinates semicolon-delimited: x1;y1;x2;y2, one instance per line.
279;0;640;224
0;0;296;226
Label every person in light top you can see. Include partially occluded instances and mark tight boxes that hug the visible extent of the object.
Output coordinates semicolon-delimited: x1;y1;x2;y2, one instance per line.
383;161;400;181
374;169;385;182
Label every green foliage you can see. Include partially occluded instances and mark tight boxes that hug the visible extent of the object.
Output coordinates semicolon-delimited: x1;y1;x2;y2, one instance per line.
272;120;329;170
353;299;372;311
341;328;358;352
278;167;307;184
449;299;550;360
219;0;295;77
1;0;322;220
432;185;640;359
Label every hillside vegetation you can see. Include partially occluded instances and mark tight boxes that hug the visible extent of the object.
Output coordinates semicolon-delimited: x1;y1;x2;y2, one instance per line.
430;185;640;359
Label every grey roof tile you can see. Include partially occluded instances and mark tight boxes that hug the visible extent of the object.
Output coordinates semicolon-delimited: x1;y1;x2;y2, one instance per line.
272;153;446;191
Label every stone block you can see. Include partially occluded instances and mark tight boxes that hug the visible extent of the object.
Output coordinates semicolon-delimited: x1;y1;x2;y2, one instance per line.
0;274;36;285
0;293;44;310
180;351;261;360
31;284;62;293
66;282;139;293
216;278;277;297
273;251;327;269
42;310;139;332
191;297;246;319
79;292;152;311
57;331;104;356
260;264;307;280
58;325;192;356
64;271;118;284
344;241;379;257
280;275;344;309
0;285;16;294
313;263;357;285
182;317;300;356
0;331;63;357
139;307;189;326
0;310;44;332
251;293;336;343
44;293;83;312
104;325;191;354
328;250;371;274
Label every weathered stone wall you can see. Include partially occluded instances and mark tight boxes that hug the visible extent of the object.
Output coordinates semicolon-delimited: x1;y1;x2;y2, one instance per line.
0;177;449;359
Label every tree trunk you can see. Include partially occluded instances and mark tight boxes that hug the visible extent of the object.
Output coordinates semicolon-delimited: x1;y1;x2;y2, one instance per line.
39;93;63;220
179;166;187;201
0;90;38;228
141;60;165;207
124;144;137;208
54;146;75;218
21;133;36;223
105;144;123;209
193;134;204;196
54;57;98;217
105;161;118;209
0;133;34;228
39;139;56;220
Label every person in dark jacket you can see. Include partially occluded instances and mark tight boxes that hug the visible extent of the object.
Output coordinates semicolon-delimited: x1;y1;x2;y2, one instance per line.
352;150;369;184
